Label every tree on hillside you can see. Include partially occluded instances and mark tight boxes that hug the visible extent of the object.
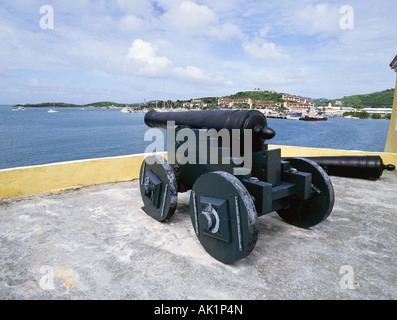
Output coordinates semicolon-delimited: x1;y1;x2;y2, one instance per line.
332;88;394;108
225;91;283;102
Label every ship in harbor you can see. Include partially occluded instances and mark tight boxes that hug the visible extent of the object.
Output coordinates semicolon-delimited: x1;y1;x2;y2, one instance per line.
285;111;327;121
286;113;301;120
299;113;328;121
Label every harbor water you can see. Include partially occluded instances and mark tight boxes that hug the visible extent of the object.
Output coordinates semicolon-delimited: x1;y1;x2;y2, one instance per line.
0;105;390;170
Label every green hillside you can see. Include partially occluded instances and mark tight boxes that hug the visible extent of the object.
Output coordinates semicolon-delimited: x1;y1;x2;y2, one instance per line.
19;102;79;108
222;88;395;108
84;101;128;107
224;90;283;102
330;88;394;108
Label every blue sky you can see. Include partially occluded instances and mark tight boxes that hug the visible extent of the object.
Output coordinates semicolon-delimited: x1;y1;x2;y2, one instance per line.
1;0;396;104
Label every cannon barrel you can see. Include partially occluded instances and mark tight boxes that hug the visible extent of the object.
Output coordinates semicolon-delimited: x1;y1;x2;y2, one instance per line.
144;109;276;141
300;156;395;179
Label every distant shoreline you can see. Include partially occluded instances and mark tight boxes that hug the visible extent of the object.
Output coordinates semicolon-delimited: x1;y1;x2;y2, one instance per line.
12;102;134;109
18;105;124;109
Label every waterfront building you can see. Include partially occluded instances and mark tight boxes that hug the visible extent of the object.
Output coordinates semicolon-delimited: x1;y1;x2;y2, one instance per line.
282;94;307;103
182;99;208;109
218;97;253;108
284;100;315;114
323;106;343;117
362;108;393;115
340;107;355;111
255;103;281;109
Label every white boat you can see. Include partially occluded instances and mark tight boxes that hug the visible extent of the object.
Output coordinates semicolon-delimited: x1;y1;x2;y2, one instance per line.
286;113;301;120
120;107;132;113
48;109;59;113
12;106;26;111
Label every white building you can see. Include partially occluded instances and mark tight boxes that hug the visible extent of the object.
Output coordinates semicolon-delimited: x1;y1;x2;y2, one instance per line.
218;97;253;108
284;101;315;113
323;107;343;117
362;108;393;115
182;100;208;109
282;94;307;103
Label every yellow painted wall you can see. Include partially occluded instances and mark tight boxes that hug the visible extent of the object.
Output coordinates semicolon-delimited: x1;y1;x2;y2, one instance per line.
384;78;397;152
1;147;396;200
0;154;148;200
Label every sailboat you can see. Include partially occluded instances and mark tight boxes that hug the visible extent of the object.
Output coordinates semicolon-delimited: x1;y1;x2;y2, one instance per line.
48;103;59;113
120;104;132;113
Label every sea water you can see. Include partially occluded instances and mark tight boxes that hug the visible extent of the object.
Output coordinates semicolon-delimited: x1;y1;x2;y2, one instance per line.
0;105;390;170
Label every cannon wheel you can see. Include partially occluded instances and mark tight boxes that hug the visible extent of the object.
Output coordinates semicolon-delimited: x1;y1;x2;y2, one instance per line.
277;157;334;228
190;171;258;264
139;155;178;222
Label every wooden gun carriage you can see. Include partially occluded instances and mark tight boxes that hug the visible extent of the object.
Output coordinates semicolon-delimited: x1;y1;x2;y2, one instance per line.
139;109;334;264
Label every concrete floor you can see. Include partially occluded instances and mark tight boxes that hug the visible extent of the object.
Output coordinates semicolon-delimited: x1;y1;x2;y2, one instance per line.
0;172;396;300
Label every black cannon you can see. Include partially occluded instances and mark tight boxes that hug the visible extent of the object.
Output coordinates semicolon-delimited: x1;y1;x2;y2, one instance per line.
302;156;395;180
139;109;334;264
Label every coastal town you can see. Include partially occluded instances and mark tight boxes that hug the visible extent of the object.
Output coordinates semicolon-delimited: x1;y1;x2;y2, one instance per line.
214;93;393;120
12;90;393;120
124;90;393;120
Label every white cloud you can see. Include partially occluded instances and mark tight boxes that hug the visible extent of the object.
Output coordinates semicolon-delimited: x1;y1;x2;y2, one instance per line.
123;39;230;85
211;22;243;41
120;14;147;32
161;0;242;40
243;39;290;61
124;39;173;77
162;1;217;34
174;65;232;85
